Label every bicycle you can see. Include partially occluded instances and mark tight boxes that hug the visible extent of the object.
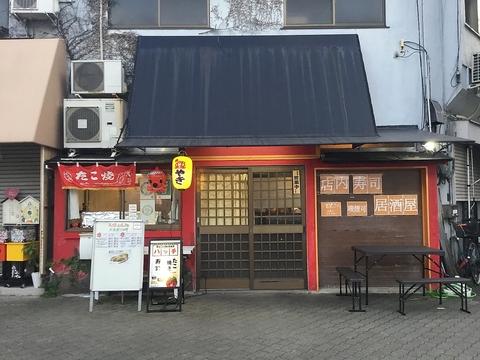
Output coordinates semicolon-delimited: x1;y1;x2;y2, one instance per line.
451;220;480;285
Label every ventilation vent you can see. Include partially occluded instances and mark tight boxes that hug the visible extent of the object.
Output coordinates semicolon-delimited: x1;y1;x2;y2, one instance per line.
65;107;101;143
472;53;480;85
72;62;105;93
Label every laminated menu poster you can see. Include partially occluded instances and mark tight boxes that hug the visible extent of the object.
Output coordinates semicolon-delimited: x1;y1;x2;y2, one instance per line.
90;220;145;292
149;240;182;289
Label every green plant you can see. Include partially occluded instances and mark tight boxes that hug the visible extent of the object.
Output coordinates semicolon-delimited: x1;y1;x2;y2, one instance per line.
23;241;40;273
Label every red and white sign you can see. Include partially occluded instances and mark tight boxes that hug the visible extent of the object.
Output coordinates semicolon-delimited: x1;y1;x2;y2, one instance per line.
59;164;136;189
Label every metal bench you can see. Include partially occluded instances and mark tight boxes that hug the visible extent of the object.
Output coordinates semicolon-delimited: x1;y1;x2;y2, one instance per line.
336;267;365;312
396;277;471;315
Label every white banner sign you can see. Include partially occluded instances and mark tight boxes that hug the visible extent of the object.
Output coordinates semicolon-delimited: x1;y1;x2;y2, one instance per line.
149;240;182;288
90;220;145;292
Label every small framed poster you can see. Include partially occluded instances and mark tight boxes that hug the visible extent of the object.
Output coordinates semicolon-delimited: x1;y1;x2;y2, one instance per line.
147;239;183;312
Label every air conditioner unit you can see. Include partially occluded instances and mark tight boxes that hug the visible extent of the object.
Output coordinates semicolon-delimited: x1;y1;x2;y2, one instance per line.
472;53;480;86
64;99;126;149
11;0;59;18
71;60;126;95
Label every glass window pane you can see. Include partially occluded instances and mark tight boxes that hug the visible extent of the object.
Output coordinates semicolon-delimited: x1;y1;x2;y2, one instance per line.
286;0;332;25
109;0;158;28
336;0;384;25
160;0;208;26
466;0;479;32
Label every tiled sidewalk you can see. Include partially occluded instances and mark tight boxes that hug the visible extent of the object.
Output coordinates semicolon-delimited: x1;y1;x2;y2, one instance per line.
0;291;478;360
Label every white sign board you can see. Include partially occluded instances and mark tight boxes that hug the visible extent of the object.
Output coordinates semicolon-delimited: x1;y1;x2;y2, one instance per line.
90;220;145;292
149;240;182;288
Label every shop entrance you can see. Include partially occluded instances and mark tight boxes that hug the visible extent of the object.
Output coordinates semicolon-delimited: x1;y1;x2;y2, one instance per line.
197;167;306;290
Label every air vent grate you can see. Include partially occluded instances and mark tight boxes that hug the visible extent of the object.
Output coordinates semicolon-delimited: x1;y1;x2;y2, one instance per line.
13;0;37;9
472;53;480;85
73;62;105;93
65;107;101;142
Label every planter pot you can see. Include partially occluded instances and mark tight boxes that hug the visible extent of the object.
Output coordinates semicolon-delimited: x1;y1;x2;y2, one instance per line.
31;272;41;288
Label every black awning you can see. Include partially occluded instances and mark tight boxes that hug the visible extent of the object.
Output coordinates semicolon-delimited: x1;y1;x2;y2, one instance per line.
321;151;452;163
121;35;378;148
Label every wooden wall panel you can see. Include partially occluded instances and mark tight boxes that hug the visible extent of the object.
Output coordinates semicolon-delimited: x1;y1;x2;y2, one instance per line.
317;169;423;288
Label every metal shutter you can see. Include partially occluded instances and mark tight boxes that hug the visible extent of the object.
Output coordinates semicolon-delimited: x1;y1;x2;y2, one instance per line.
0;144;41;223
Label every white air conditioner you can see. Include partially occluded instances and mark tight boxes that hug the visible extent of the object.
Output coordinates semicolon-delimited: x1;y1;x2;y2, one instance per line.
11;0;59;18
64;99;126;149
71;60;126;95
472;53;480;86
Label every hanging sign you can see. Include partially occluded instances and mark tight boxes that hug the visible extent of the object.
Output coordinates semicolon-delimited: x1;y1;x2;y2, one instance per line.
172;156;193;190
59;164;136;189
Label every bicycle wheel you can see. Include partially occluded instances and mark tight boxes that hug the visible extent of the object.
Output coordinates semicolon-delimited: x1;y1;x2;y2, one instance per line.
449;236;463;276
468;243;480;285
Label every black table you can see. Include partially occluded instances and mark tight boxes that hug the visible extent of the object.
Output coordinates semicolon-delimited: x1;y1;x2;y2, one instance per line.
352;245;445;305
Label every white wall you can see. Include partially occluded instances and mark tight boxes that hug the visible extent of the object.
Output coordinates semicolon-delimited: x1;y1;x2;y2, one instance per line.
10;0;480;132
107;0;449;129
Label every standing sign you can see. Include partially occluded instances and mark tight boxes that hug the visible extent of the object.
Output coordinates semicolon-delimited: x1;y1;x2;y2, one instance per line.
89;220;145;312
147;239;183;312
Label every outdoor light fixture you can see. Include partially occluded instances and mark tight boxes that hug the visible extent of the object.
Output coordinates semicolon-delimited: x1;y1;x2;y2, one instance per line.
423;141;437;152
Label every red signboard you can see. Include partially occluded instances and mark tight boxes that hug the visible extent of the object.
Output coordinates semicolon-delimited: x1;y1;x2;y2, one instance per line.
59;164;136;189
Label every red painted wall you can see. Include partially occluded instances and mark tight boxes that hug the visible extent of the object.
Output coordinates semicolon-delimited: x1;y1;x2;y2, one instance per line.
51;148;441;292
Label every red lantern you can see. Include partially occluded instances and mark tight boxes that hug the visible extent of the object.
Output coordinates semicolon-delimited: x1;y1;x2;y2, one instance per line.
147;168;167;193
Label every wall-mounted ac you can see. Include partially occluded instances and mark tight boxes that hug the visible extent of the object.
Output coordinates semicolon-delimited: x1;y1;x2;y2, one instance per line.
472;53;480;86
10;0;59;19
71;60;126;95
64;99;126;149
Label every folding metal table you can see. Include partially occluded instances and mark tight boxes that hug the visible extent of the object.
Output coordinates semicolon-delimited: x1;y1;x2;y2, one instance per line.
352;245;445;305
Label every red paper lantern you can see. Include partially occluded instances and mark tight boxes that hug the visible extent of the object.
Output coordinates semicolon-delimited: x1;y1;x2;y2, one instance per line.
147;168;167;193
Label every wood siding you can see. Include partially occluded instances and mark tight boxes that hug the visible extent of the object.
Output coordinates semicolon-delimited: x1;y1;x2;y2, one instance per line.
317;169;423;288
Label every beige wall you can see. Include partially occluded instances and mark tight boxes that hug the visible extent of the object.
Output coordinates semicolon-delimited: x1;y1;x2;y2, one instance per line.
0;39;67;148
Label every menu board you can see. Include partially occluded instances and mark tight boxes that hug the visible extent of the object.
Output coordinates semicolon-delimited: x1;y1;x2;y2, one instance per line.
148;240;182;289
90;220;145;292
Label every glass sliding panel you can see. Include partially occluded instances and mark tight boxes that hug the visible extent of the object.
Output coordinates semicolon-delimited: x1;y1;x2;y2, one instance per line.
335;0;384;25
285;0;333;25
109;0;158;28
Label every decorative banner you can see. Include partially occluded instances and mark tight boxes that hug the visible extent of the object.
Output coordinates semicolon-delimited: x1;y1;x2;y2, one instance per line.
59;164;136;189
374;195;389;216
147;167;167;193
4;188;19;200
19;196;40;224
320;175;349;194
403;195;419;215
149;240;182;288
368;174;383;194
292;169;301;194
172;156;193;190
347;201;368;217
374;195;418;216
321;202;342;217
353;174;383;194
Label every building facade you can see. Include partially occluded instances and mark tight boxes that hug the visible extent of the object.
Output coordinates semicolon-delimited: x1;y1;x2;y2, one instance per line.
4;0;480;290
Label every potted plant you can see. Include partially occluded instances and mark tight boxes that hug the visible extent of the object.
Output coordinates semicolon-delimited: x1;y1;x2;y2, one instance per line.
23;241;41;288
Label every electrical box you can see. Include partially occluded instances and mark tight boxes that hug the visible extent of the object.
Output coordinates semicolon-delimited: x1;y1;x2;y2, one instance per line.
442;204;459;220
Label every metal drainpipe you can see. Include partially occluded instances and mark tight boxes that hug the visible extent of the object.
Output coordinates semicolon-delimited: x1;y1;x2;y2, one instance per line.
99;0;104;60
468;146;472;219
39;147;46;274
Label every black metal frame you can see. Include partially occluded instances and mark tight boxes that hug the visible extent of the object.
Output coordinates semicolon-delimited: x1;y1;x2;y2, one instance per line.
397;279;471;315
336;268;365;312
353;248;444;305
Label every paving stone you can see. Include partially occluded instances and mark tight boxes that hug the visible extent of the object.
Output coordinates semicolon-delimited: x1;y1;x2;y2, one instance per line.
0;292;478;359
